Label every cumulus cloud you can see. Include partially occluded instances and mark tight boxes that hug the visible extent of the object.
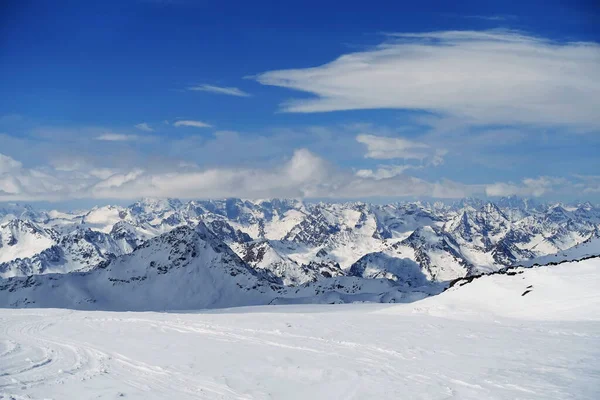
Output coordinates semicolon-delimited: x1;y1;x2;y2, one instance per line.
173;120;212;128
0;153;88;199
134;122;154;132
188;84;251;97
0;145;594;202
255;30;600;128
95;133;139;141
88;149;339;200
0;150;478;201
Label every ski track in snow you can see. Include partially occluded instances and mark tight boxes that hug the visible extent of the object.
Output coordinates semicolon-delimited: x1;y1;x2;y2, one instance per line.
0;305;598;400
0;312;255;399
1;261;600;399
0;312;109;391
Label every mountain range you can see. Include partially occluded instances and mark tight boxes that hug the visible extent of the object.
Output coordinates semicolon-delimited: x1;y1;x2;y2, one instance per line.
0;196;598;310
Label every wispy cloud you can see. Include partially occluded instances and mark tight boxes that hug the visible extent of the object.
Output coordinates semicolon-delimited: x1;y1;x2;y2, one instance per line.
0;114;24;124
573;174;600;194
134;122;154;132
188;84;251;97
355;165;419;180
173;120;212;128
255;30;600;129
95;133;139;141
485;177;567;197
357;134;429;160
356;134;446;165
464;15;517;21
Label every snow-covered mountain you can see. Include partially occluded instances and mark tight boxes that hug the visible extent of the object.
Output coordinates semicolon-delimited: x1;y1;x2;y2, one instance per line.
0;222;438;310
0;203;49;224
0;219;57;264
0;226;133;278
519;229;600;267
397;225;473;281
239;239;344;285
348;252;427;285
0;197;599;292
0;223;281;309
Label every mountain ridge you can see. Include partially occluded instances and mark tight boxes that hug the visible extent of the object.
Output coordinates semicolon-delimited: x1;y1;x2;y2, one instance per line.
1;197;599;295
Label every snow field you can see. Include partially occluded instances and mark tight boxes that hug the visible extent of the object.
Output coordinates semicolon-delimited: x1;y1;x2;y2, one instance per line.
1;259;598;399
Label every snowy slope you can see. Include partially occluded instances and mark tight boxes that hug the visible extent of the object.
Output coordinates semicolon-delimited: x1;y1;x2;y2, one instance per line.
1;258;598;400
81;205;126;231
398;257;600;321
520;234;600;267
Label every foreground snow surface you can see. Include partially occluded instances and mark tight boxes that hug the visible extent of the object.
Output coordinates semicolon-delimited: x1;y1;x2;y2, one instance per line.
1;260;599;399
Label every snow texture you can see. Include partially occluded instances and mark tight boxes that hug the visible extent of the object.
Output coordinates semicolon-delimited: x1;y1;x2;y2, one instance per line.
0;258;598;399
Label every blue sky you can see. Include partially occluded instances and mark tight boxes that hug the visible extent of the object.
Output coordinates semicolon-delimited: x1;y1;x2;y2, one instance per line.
1;0;599;205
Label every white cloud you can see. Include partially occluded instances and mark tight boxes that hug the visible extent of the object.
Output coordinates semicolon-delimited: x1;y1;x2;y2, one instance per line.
0;148;595;202
0;150;476;201
173;120;212;128
464;15;516;21
0;175;22;195
485;176;566;197
0;153;23;173
0;154;24;194
572;175;600;194
89;168;119;180
49;158;88;172
356;134;446;167
92;169;145;191
355;165;418;180
0;153;86;199
357;134;429;160
188;84;251;97
255;30;600;128
88;149;339;200
95;133;139;141
135;122;154;132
